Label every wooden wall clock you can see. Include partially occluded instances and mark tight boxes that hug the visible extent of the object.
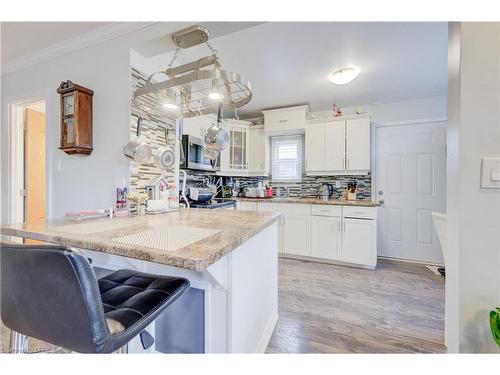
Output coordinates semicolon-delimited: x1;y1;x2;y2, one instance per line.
57;80;94;155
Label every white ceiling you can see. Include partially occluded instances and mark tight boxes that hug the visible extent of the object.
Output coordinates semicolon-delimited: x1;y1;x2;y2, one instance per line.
133;22;448;118
1;22;113;64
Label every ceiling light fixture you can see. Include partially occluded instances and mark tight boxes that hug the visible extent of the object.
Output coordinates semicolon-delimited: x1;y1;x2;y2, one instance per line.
328;67;360;85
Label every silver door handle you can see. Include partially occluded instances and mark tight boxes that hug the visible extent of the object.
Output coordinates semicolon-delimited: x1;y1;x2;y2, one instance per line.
379;199;385;204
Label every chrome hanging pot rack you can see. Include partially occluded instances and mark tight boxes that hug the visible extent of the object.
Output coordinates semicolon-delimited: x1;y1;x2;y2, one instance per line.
133;25;252;119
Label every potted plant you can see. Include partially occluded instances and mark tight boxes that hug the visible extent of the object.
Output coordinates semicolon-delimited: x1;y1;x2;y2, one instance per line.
490;307;500;346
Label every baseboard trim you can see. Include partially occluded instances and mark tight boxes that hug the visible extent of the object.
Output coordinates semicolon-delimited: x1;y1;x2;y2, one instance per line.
378;256;444;267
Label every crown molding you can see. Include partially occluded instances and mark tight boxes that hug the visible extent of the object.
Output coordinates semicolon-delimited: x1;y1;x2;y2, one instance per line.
2;22;156;76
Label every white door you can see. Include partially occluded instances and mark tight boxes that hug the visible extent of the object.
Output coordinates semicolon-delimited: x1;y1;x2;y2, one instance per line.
310;216;342;260
324;120;345;171
283;214;309;256
376;122;446;263
346;118;371;172
342;218;376;266
305;123;324;171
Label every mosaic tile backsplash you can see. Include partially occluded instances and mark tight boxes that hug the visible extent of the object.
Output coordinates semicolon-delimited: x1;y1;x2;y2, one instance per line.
184;170;372;200
130;68;178;206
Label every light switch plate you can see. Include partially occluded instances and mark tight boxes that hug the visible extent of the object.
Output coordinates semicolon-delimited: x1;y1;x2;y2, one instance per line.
481;158;500;188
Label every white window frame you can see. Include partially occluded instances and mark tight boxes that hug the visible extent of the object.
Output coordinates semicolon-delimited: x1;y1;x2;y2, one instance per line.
270;135;304;183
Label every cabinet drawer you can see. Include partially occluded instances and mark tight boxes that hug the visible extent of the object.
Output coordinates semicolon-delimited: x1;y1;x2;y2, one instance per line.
258;202;310;215
343;206;377;220
311;205;342;217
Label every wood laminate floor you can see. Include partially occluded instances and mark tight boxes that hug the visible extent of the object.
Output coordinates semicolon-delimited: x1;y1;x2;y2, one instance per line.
266;257;446;353
1;258;445;354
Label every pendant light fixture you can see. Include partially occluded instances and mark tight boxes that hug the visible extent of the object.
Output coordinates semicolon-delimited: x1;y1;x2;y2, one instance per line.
133;25;252;119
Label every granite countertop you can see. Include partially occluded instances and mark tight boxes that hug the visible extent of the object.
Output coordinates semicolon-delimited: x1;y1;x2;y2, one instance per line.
236;197;379;207
0;209;281;271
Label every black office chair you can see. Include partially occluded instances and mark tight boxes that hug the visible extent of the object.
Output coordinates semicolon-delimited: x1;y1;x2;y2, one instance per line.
0;244;190;353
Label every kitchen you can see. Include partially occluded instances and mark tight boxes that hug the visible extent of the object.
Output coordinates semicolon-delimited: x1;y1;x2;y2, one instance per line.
0;19;499;359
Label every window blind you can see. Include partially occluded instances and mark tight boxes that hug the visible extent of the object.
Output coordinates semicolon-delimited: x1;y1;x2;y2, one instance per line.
271;135;303;182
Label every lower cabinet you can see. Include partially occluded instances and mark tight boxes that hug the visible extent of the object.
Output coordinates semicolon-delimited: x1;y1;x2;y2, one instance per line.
342;218;376;267
282;214;310;256
310;215;342;260
237;201;377;268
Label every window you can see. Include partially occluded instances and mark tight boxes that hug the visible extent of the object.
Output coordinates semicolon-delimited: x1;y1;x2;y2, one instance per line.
271;135;303;182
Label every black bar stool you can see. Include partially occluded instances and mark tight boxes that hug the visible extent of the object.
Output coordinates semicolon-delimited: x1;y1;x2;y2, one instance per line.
0;244;190;353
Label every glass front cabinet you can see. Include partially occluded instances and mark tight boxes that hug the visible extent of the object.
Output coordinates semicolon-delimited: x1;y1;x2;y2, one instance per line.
219;119;251;176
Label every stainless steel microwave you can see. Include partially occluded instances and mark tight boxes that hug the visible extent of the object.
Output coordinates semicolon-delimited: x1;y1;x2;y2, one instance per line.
180;135;219;172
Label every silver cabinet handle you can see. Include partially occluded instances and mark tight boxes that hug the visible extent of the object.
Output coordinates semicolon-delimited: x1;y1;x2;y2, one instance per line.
279;119;288;123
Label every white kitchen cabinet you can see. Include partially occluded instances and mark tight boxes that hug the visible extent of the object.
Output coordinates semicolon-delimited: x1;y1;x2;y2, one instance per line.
305;122;324;171
310;215;342;260
282;214;310;256
262;105;308;135
324;120;346;172
346;118;371;172
342;218;377;267
219;119;251;176
182;114;215;139
249;126;270;176
305;115;370;175
250;201;377;268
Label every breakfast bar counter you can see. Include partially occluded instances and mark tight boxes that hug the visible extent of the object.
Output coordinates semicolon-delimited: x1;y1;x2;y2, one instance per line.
0;209;281;353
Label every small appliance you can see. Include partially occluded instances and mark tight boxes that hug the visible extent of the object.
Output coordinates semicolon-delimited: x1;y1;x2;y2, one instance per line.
180;135;219;172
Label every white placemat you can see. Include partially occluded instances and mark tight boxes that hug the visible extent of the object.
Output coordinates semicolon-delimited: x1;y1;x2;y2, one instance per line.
111;225;221;252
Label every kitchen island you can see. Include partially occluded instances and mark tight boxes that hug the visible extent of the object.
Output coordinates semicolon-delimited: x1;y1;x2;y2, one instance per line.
0;209;281;353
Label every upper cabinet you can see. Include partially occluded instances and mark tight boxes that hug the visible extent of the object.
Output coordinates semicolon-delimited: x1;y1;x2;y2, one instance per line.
262;105;308;135
305;115;371;175
249;125;270;176
219;119;251;176
345;118;371;172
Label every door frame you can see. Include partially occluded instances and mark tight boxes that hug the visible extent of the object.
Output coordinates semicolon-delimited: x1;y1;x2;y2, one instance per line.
370;116;447;203
5;89;51;224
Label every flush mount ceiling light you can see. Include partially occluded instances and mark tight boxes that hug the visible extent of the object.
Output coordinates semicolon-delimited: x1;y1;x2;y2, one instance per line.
328;67;360;85
133;25;252;119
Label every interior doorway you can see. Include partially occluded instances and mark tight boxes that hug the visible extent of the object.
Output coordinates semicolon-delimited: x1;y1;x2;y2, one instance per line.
10;99;46;236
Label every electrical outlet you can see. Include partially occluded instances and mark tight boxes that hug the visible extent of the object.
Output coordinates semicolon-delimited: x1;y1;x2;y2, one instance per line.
335;181;341;188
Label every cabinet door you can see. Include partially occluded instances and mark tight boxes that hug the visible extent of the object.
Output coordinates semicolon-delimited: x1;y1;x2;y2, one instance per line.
249;127;270;175
324;120;345;171
310;216;342;260
282;214;309;256
305;123;324;171
229;126;249;171
346;118;370;172
342;218;376;267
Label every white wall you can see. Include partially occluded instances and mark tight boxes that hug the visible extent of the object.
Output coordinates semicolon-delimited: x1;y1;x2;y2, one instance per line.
1;22;191;221
447;22;500;353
